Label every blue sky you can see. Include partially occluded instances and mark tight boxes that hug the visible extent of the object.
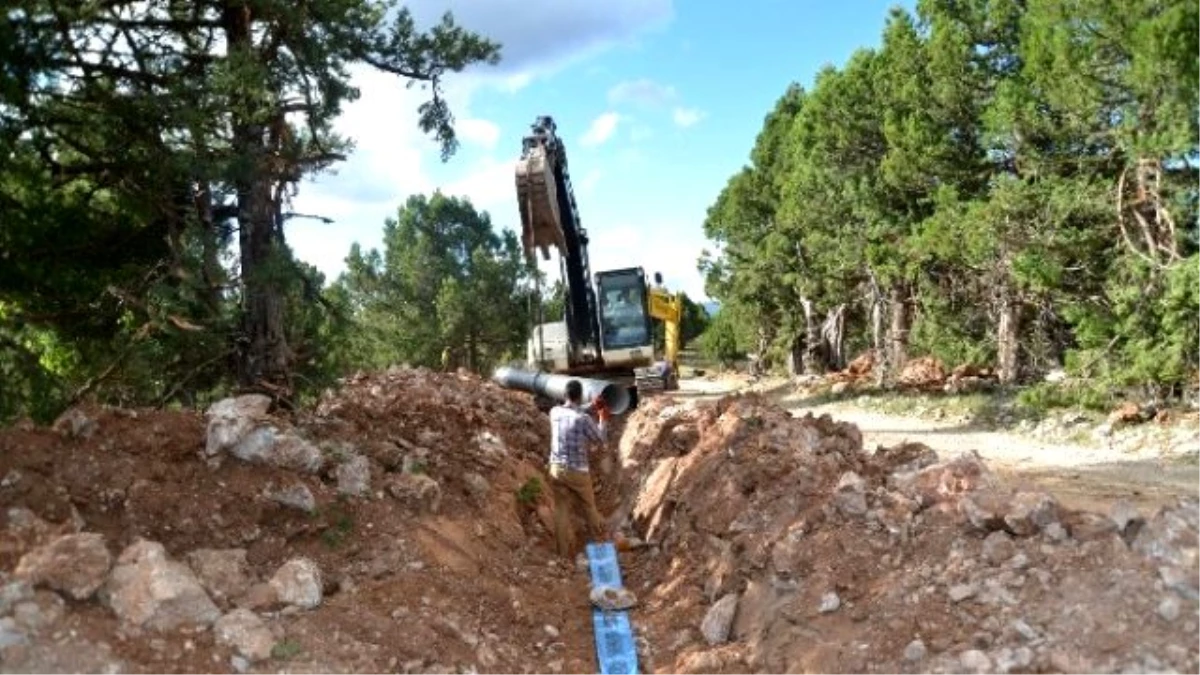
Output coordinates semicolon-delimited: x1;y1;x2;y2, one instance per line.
290;0;914;301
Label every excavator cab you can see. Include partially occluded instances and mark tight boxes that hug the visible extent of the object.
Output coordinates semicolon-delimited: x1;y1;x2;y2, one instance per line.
595;267;654;368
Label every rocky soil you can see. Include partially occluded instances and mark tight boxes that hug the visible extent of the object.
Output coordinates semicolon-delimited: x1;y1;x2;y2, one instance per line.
0;368;598;674
613;394;1199;674
0;368;1195;674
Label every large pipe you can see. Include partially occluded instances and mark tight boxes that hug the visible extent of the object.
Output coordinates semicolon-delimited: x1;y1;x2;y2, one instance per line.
492;366;631;415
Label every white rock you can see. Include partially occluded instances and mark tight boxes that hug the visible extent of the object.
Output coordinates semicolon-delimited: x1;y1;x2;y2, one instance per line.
214;609;274;662
959;649;993;674
818;591;841;613
700;593;739;645
205;395;272;457
1157;596;1181;622
948;583;977;603
266;483;316;513
387;473;442;514
269;558;322;609
903;639;926;661
14;532;112;600
832;472;868;516
104;539;221;631
336;454;371;497
186;549;252;604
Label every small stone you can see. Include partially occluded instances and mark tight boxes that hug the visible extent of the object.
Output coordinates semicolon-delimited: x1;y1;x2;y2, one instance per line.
266;483;316;513
475;643;498;669
1157;596;1181;622
1109;500;1142;532
15;533;112;600
53;407;97;439
336;454;371;497
1004;491;1059;536
832;472;868;516
186;549;252;604
214;609;274;662
268;558;322;609
0;582;34;616
981;531;1016;566
543;624;559;639
1043;522;1068;542
948;583;977;603
0;616;28;650
818;591;841;613
700;593;739;645
236;583;279;611
387;473;442;514
104;539;221;631
590;586;637;611
464;472;490;499
903;639;926;661
1008;552;1030;570
959;649;993;674
230;655;250;673
1011;618;1038;641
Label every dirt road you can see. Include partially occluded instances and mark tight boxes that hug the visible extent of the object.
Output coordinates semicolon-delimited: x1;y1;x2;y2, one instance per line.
675;376;1199;513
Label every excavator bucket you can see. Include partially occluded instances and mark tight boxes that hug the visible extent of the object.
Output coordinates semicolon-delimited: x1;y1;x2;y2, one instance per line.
515;119;569;262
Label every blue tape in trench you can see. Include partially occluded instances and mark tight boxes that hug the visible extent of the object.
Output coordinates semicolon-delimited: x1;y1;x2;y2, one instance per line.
585;542;639;675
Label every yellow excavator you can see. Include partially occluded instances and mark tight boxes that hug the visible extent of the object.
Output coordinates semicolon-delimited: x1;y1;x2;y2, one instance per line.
513;115;681;407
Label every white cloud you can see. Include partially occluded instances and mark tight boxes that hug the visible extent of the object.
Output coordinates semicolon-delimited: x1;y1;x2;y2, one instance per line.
582;220;709;300
456;118;501;150
288;1;674;283
607;78;678;108
407;0;673;78
580;112;621;148
672;107;705;128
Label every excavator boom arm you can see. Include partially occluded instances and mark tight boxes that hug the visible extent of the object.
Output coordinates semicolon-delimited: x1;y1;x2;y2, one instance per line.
515;116;600;358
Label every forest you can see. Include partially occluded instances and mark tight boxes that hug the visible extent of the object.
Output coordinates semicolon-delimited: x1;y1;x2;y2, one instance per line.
699;0;1198;406
0;0;714;424
0;0;513;422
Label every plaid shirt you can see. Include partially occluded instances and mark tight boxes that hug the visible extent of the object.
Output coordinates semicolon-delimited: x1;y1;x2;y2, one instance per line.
548;403;607;472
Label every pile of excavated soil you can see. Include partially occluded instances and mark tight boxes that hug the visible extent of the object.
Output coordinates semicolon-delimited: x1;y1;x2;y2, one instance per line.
613;394;1199;674
2;368;1195;675
0;367;601;674
827;353;997;394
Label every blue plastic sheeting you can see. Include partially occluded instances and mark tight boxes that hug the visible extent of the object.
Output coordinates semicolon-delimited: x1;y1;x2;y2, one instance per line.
586;542;639;675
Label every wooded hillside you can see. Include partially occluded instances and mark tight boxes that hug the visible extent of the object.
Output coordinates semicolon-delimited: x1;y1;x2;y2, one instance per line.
0;1;504;423
699;0;1198;403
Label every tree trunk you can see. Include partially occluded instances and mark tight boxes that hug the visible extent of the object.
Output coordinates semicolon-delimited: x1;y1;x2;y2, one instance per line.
787;333;802;377
753;325;770;376
821;304;846;370
225;4;292;396
866;270;886;384
802;297;826;375
996;287;1021;384
886;285;911;375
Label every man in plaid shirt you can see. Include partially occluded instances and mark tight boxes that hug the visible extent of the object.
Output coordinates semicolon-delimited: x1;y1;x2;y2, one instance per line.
548;379;611;556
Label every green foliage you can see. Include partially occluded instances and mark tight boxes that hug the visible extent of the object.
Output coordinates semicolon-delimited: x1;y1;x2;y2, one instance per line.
699;307;751;367
0;0;500;420
700;0;1199;400
1017;381;1111;413
516;476;543;506
333;193;533;374
271;639;303;661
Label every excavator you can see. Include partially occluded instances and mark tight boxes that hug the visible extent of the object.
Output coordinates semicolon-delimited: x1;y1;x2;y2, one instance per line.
513;115;682;409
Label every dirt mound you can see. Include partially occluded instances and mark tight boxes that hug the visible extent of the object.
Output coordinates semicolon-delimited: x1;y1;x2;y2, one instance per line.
614;394;1199;673
0;367;599;674
825;353;997;394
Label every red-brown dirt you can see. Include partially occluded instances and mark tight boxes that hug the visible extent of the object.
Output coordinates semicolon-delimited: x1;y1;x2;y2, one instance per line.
0;369;1195;674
